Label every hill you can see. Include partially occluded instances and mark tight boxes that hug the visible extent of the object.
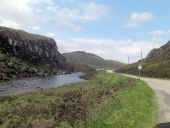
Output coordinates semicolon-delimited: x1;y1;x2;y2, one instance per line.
0;26;72;81
116;41;170;78
63;51;125;69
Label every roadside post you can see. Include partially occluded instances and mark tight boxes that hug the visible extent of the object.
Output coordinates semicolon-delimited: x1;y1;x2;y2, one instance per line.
138;65;142;79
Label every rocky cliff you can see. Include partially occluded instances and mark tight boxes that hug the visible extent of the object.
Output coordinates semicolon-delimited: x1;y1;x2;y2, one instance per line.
0;26;72;81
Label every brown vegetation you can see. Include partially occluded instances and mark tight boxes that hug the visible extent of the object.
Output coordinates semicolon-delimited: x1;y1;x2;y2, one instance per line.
0;74;136;128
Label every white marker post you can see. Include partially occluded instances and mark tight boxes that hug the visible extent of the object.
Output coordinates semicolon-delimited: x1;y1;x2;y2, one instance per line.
138;65;142;79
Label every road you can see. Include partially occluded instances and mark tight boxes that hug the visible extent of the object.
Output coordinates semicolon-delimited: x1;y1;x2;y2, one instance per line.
121;74;170;124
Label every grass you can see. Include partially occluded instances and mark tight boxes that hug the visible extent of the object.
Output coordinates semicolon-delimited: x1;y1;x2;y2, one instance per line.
116;41;170;79
77;59;126;70
116;56;170;79
0;26;51;42
0;72;157;128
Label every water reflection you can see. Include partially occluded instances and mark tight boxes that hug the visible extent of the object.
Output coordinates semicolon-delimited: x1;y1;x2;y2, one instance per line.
0;72;85;95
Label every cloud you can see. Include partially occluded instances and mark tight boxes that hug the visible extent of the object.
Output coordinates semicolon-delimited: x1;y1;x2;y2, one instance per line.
125;12;154;28
30;26;41;30
71;38;160;63
63;38;160;62
150;29;170;37
0;0;51;29
46;32;57;38
149;29;170;42
0;18;21;29
0;0;108;31
56;2;107;21
47;5;58;12
48;36;160;63
54;2;108;31
56;8;81;21
56;20;82;31
82;2;108;21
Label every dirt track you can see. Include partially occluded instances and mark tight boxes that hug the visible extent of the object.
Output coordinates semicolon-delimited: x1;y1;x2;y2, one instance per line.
121;74;170;123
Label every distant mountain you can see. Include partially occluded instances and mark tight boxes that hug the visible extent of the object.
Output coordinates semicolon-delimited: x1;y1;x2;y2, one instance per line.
63;51;125;69
116;41;170;78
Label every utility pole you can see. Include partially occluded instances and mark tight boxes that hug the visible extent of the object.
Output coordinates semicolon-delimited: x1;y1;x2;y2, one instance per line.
128;56;129;64
138;50;143;79
141;50;143;65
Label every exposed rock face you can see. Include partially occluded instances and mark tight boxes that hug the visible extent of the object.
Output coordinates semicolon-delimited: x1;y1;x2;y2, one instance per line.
147;41;170;59
0;26;72;80
146;48;159;59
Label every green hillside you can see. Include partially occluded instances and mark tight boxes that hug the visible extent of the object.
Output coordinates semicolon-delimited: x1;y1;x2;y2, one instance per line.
116;41;170;78
63;51;125;69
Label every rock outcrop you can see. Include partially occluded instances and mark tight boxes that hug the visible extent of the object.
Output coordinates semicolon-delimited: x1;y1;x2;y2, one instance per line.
146;48;159;59
0;26;72;81
146;41;170;59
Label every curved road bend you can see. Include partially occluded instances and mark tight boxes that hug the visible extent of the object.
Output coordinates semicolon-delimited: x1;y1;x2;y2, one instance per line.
120;74;170;124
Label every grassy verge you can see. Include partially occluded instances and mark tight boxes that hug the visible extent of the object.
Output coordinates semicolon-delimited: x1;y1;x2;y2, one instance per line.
0;73;157;128
116;59;170;79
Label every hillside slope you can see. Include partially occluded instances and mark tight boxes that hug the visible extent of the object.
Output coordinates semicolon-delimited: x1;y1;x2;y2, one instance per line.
63;51;125;69
116;41;170;78
0;26;72;81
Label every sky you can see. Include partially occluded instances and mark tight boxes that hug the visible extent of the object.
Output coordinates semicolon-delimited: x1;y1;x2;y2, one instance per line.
0;0;170;63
